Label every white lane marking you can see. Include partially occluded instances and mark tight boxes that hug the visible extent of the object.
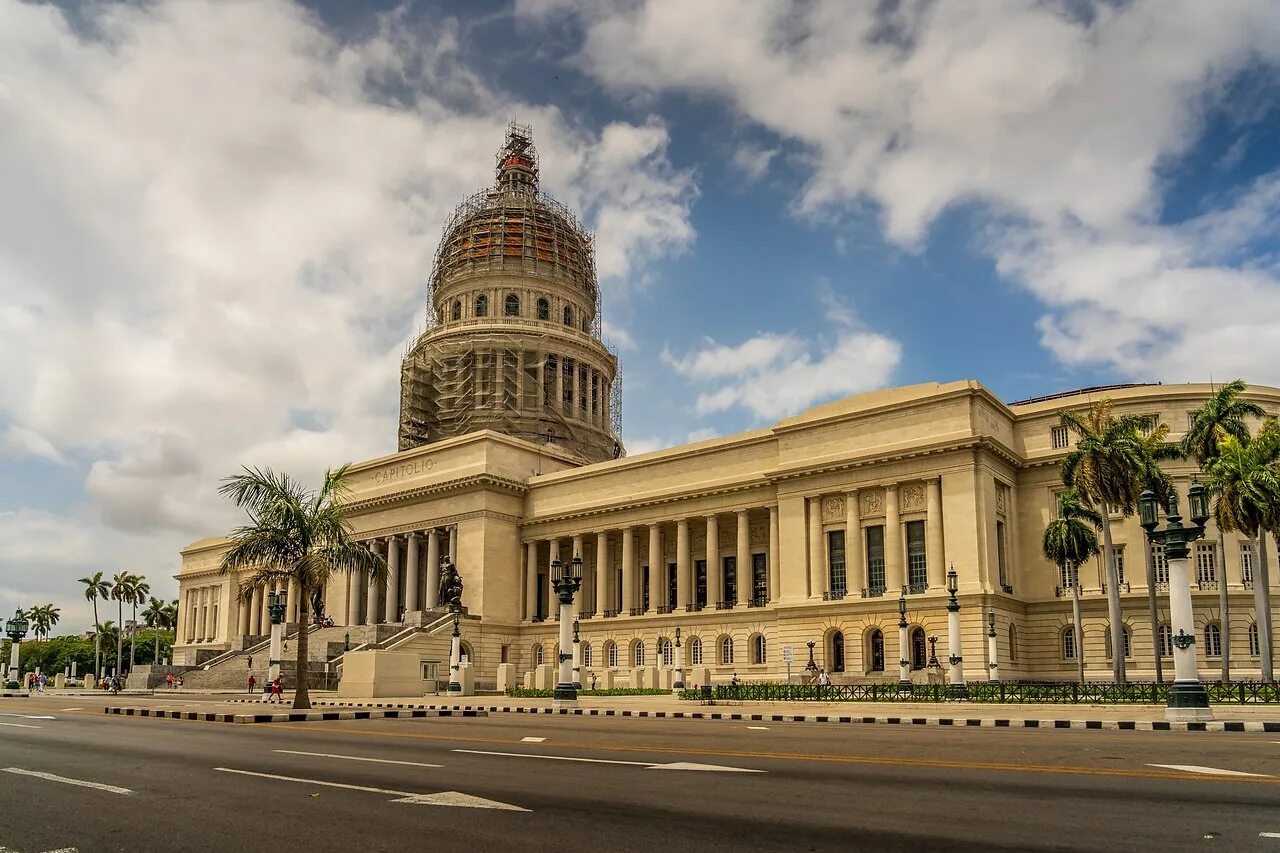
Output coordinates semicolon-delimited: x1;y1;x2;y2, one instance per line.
0;722;41;729
1260;831;1280;838
452;749;764;773
520;737;546;743
2;767;132;795
0;713;56;720
273;749;442;769
1148;764;1270;778
747;726;770;731
59;708;84;711
213;768;527;811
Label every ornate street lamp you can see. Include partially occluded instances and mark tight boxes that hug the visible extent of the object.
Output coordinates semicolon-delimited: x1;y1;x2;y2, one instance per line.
897;587;911;689
572;619;582;690
551;555;584;703
1140;484;1213;721
5;609;30;689
928;635;940;669
987;611;1000;683
266;590;287;686
946;566;967;698
672;626;685;692
805;640;818;678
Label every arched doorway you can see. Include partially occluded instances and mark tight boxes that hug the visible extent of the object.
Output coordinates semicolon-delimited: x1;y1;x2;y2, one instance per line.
911;627;927;670
868;629;885;672
829;631;845;673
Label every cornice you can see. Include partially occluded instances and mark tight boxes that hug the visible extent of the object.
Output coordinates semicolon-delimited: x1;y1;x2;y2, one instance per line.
346;473;528;514
358;509;523;541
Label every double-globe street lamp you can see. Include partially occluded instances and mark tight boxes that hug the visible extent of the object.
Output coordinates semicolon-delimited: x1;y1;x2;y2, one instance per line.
946;566;967;698
897;588;911;689
987;612;1000;683
551;554;584;704
1139;483;1214;721
5;609;29;689
266;590;287;687
672;626;685;692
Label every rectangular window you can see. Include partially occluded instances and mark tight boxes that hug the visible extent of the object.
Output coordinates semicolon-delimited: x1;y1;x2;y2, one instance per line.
583;643;593;668
561;358;574;410
865;525;886;593
1241;541;1256;584
906;521;927;588
1187;411;1198;432
695;560;707;608
524;355;539;409
579;366;588;412
1151;542;1169;584
1060;562;1079;590
500;644;509;664
752;553;768;602
722;556;736;605
994;520;1008;589
1110;546;1125;585
827;530;847;595
543;356;557;407
475;351;489;407
642;564;650;612
1051;425;1069;449
668;562;678;609
1135;413;1158;436
1195;543;1217;584
591;373;599;417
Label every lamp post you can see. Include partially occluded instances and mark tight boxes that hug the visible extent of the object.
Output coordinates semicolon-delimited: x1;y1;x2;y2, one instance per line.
1140;484;1214;721
5;609;29;689
946;566;966;698
897;587;911;689
266;590;287;686
987;611;1000;683
805;640;818;680
928;635;940;669
572;619;582;690
446;611;462;695
673;626;685;692
551;555;584;704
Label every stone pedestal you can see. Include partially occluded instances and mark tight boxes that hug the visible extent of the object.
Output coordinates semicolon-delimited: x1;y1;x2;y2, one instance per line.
337;650;426;699
598;669;616;689
534;664;556;691
54;674;66;689
640;666;659;689
688;667;710;688
496;663;516;692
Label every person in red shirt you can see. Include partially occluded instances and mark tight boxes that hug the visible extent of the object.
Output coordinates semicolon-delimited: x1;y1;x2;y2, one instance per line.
269;674;283;704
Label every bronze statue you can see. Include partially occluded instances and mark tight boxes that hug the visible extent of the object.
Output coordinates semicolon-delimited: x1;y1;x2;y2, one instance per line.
438;557;464;613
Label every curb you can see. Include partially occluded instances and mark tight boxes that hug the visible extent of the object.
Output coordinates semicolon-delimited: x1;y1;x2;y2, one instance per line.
103;706;485;725
284;700;1280;733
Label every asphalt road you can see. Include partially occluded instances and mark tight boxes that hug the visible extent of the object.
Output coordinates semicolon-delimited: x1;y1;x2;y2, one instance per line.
2;694;1279;852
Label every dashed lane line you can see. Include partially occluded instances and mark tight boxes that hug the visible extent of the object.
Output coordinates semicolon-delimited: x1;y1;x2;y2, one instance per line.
521;737;546;743
273;749;442;768
212;767;528;811
0;722;41;729
1147;764;1271;778
453;749;764;773
2;767;132;795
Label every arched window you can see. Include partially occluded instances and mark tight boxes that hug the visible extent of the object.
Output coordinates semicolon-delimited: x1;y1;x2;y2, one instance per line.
1105;625;1131;659
690;637;703;666
533;644;543;666
1008;625;1019;662
537;298;550;320
451;300;462;321
1158;623;1173;657
504;294;520;316
1249;623;1260;657
752;634;766;665
868;629;884;672
1204;622;1222;657
720;636;734;665
1062;626;1077;660
474;294;488;317
605;641;618;669
460;641;473;664
910;627;927;670
633;641;645;667
563;306;574;326
829;631;845;673
659;637;673;667
582;642;593;668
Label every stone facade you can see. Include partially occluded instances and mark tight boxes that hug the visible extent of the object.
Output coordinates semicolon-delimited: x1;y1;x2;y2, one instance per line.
174;379;1280;687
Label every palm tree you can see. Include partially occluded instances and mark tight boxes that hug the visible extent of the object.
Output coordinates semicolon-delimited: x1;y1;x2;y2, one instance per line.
1135;424;1180;683
26;605;48;640
1043;489;1103;684
143;596;171;663
79;572;113;678
218;465;383;709
95;620;119;660
1060;399;1154;683
109;572;135;675
1204;421;1280;681
44;604;61;639
128;576;151;670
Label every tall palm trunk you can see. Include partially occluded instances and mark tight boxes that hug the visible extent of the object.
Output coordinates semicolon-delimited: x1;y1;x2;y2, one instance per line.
294;583;311;710
1256;531;1274;681
92;599;101;679
1071;562;1085;685
154;633;161;664
1100;519;1125;683
1217;534;1230;683
1144;538;1162;682
129;601;138;670
115;598;124;676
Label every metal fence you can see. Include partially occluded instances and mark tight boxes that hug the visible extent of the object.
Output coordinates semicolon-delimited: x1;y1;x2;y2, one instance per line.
681;680;1280;704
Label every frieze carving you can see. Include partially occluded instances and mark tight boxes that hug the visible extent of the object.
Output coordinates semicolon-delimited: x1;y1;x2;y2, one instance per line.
901;483;926;511
749;524;768;547
719;526;735;548
995;484;1008;515
821;496;845;522
860;489;885;516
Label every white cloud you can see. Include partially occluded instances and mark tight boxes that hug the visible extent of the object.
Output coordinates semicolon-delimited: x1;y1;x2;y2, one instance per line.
602;320;637;351
546;0;1280;383
662;333;801;379
0;0;695;624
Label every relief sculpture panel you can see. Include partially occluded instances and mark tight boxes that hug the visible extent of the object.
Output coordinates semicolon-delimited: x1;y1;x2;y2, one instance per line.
860;488;885;517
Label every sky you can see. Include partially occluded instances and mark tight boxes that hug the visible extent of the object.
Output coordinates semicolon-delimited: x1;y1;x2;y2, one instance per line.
3;0;1280;632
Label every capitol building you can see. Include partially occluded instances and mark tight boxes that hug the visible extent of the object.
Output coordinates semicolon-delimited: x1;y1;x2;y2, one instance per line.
172;126;1279;692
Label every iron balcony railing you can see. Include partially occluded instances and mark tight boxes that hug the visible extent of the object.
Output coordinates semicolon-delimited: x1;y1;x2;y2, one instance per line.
685;602;704;613
603;609;619;618
629;607;645;616
714;601;735;611
861;586;886;599
823;589;847;601
748;597;768;608
907;582;928;595
656;605;673;615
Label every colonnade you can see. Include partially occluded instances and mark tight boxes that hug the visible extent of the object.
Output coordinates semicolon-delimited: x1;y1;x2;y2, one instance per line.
182;584;221;644
347;526;458;626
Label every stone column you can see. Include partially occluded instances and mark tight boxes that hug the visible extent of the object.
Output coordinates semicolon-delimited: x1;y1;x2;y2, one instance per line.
596;532;610;616
736;510;750;606
621;528;635;614
237;593;250;637
250;586;263;635
926;478;945;589
526;541;539;621
448;526;457;563
885;484;903;593
385;536;402;623
706;515;720;607
677;519;691;610
287;578;300;623
845;491;862;594
366;542;381;625
555;355;565;414
572;534;586;611
405;533;421;612
648;524;662;612
768;506;780;602
347;567;362;626
198;589;209;642
426;529;441;609
549;538;561;621
574;363;584;422
808;498;823;598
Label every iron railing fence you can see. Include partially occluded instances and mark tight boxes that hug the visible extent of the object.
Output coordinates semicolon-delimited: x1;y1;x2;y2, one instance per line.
678;680;1280;704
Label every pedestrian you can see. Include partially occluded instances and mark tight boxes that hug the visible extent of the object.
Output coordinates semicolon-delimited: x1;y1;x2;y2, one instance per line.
247;674;257;695
176;675;183;689
165;672;174;690
269;674;283;704
247;655;253;670
590;673;597;691
818;669;830;687
37;673;46;693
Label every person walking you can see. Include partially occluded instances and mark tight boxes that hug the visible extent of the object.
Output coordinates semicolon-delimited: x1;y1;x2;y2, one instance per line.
818;669;831;686
268;674;283;704
247;674;257;695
